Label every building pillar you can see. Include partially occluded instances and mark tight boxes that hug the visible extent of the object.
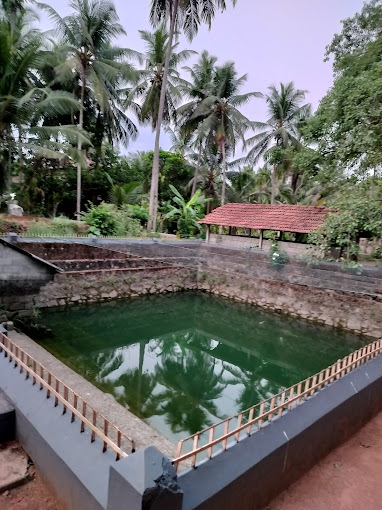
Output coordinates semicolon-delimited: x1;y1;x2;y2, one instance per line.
259;229;264;249
206;225;211;242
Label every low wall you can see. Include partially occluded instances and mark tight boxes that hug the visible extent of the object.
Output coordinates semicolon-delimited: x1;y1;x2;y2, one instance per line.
208;233;313;256
178;354;382;510
198;270;382;337
0;241;57;310
0;349;182;510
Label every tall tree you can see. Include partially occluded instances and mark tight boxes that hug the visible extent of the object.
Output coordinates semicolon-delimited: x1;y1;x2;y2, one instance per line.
325;0;382;73
42;0;139;219
0;0;85;194
189;62;258;206
244;82;311;203
126;25;194;130
179;50;217;195
307;1;382;183
148;0;238;232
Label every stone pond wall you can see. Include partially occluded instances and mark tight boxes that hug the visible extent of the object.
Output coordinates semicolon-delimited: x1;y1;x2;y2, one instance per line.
34;267;197;308
100;241;382;338
3;239;382;338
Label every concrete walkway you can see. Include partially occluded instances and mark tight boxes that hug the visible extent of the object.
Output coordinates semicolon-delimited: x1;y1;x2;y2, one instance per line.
266;410;382;510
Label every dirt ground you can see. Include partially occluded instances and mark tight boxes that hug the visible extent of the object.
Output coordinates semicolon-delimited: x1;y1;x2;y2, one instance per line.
266;410;382;510
0;470;62;510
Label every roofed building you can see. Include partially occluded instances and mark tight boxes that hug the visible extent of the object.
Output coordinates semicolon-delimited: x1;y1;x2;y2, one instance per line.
199;203;328;254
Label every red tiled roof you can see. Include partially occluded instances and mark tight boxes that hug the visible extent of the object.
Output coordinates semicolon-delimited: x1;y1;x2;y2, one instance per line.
199;204;328;233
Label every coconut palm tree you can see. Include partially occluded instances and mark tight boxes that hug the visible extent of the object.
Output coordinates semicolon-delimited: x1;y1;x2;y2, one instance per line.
126;26;194;130
178;50;218;195
148;0;238;232
189;62;259;207
0;1;86;194
244;82;312;203
41;0;139;219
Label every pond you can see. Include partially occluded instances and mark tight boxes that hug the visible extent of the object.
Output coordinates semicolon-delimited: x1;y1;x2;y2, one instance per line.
38;292;365;444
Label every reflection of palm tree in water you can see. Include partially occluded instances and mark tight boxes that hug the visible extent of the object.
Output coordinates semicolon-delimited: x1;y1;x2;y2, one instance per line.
224;363;282;415
73;342;160;419
69;350;124;396
115;368;160;419
155;349;228;435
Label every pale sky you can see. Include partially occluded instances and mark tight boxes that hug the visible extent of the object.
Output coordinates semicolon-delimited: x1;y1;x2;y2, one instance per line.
41;0;365;157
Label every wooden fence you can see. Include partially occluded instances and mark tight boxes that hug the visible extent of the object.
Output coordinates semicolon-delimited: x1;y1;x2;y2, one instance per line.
172;339;382;472
0;332;135;460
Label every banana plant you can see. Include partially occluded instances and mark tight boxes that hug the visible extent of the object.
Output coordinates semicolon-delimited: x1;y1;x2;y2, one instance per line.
165;184;211;237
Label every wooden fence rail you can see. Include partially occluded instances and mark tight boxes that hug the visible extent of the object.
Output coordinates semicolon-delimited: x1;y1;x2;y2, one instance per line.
0;332;135;460
172;339;382;472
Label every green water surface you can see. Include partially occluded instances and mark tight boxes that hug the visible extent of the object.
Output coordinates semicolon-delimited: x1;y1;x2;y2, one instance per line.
38;292;365;444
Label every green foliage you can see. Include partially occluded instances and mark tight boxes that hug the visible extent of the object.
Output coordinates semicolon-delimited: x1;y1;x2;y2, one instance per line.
307;2;382;176
117;205;145;237
165;185;210;238
126;204;149;225
137;150;194;203
268;238;289;270
308;184;382;261
325;0;382;73
82;202;119;236
82;202;145;237
25;217;83;236
126;25;195;129
372;246;382;259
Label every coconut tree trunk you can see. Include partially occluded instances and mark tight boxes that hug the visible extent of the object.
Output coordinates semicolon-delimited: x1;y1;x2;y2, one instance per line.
147;0;179;232
220;142;227;206
219;142;226;235
271;164;277;204
76;75;86;221
7;133;12;194
191;142;202;197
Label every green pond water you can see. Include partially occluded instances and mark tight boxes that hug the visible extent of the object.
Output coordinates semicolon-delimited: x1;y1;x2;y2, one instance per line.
38;292;365;444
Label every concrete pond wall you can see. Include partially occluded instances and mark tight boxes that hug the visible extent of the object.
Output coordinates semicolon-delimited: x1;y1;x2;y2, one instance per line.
1;238;382;509
2;328;382;510
0;240;58;296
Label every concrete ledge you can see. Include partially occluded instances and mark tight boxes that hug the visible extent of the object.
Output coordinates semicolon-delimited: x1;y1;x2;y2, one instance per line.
0;353;118;510
178;355;382;510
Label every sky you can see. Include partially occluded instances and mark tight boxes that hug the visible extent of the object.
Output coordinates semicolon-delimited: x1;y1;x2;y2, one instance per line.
41;0;365;157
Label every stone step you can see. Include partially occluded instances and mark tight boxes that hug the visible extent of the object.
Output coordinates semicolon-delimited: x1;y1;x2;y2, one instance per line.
50;258;172;271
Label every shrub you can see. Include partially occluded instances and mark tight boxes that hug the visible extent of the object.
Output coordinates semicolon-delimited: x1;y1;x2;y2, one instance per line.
82;202;145;237
82;202;119;236
126;204;149;225
269;239;289;270
116;206;145;237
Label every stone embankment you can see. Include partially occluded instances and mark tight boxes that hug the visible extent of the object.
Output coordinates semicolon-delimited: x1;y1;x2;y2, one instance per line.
4;240;382;338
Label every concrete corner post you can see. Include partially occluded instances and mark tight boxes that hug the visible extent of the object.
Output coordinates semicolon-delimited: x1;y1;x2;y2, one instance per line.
107;447;183;510
7;233;18;244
